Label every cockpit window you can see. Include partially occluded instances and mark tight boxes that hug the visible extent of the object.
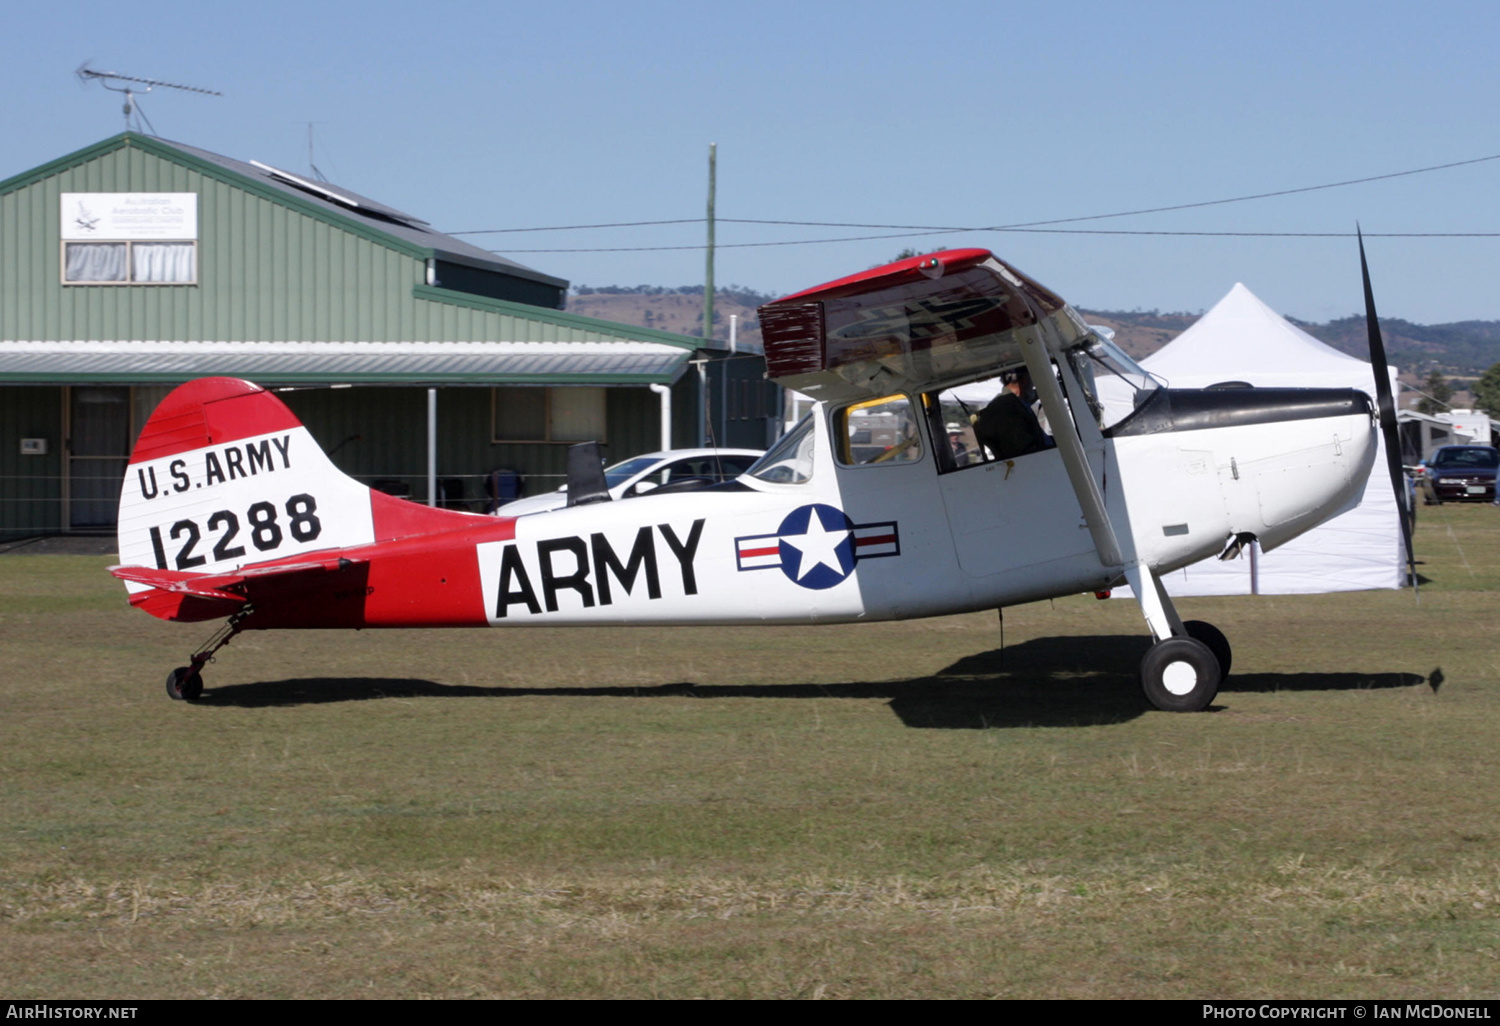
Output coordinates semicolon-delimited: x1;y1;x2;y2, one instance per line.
933;371;1050;471
835;394;922;466
748;414;816;484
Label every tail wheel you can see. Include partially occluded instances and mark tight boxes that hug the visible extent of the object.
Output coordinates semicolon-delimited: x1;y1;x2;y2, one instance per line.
165;667;203;701
1183;620;1232;677
1140;637;1220;712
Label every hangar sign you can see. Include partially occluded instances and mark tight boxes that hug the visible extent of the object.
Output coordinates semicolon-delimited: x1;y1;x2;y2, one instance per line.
61;193;198;240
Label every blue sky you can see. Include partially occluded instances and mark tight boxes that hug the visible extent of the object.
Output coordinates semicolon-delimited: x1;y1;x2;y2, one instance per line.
5;0;1499;323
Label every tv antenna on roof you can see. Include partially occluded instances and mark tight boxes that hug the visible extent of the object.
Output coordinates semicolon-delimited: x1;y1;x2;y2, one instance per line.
76;63;221;135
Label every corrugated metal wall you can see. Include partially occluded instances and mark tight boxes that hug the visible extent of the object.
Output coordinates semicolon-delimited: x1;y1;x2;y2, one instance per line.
713;354;779;450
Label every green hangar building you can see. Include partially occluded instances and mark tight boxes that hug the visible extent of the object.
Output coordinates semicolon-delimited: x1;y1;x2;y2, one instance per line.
0;133;775;539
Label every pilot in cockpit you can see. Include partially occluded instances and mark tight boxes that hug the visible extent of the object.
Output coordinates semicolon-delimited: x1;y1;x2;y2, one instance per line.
972;368;1050;461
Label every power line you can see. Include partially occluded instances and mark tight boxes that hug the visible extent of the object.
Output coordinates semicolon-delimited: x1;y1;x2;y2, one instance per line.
454;150;1500;251
499;227;1500;253
1024;229;1500;237
724;151;1500;233
452;218;703;235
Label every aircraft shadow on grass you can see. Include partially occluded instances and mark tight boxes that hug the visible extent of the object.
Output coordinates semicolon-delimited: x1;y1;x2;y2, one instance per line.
196;635;1429;730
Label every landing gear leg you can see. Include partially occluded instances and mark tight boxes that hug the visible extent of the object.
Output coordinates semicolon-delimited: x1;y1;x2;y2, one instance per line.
164;607;253;702
1124;565;1221;712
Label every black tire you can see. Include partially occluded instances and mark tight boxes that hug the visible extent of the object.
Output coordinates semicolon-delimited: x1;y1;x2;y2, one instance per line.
1183;620;1232;677
166;666;203;701
1140;637;1220;712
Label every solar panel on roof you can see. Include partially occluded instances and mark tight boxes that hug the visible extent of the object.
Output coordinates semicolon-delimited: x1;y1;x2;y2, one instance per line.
249;160;431;229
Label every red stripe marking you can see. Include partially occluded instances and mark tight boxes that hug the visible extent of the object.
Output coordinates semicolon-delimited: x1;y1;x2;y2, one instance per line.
740;545;780;558
855;533;896;547
130;377;302;464
771;248;994;304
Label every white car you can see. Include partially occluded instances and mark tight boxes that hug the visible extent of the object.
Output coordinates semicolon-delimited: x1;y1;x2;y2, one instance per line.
495;448;764;516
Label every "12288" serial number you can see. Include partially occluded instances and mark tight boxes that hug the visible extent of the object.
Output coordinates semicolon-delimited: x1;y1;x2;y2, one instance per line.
148;494;322;570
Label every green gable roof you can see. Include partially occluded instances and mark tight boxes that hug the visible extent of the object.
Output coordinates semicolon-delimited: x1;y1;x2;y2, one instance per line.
1;133;565;288
0;134;714;383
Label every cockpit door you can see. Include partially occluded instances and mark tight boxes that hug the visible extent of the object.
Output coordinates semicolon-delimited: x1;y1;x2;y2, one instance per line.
937;439;1095;580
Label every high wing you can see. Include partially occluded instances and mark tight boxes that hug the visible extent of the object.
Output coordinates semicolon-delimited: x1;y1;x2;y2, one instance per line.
759;248;1093;402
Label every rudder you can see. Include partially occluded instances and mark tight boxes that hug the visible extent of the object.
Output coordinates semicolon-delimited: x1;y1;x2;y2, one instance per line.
117;378;379;587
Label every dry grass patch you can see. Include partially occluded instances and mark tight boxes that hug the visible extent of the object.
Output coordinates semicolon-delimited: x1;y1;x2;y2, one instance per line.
4;860;1498;998
8;859;1499;929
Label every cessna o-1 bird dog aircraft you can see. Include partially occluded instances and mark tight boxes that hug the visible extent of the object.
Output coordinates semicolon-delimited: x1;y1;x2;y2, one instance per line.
111;247;1387;712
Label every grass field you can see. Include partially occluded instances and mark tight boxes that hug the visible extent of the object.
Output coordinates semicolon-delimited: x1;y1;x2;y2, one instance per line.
2;505;1498;998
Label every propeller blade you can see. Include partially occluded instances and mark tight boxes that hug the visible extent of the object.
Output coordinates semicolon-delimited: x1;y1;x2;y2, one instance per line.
1358;227;1417;592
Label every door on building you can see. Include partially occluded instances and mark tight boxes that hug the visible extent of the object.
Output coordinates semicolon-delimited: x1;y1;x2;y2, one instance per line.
67;386;171;531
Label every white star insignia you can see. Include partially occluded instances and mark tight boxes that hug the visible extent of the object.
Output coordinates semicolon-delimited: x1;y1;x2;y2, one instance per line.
784;513;851;581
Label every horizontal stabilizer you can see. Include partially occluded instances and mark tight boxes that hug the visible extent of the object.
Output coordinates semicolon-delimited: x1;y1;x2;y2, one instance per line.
109;566;247;603
110;554;366;603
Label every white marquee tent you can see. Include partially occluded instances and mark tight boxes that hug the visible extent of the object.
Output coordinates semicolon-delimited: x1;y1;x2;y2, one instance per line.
1132;283;1405;595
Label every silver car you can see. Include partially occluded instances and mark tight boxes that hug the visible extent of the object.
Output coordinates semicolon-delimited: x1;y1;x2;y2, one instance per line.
494;448;763;516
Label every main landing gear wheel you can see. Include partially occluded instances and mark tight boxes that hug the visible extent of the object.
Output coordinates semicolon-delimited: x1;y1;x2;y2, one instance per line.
1183;620;1232;677
1140;637;1220;712
165;667;203;701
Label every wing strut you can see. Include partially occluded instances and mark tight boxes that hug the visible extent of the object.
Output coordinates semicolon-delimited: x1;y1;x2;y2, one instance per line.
1008;263;1189;649
1011;273;1124;570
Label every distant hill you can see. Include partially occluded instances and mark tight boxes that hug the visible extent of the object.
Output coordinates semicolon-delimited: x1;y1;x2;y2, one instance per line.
1286;315;1500;379
565;288;1500;384
566;285;771;351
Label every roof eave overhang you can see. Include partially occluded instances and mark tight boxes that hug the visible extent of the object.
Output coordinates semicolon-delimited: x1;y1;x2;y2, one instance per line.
413;285;707;350
428;249;569;290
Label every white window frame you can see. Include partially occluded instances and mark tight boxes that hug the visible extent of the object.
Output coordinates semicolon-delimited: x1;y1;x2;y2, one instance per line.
61;239;199;286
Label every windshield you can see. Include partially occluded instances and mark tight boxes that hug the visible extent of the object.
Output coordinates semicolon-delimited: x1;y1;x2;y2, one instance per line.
1432;447;1499;469
603;456;666;488
1071;331;1163;429
748;414;816;484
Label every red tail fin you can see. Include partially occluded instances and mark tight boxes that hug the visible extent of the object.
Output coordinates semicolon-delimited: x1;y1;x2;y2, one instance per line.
116;377;488;619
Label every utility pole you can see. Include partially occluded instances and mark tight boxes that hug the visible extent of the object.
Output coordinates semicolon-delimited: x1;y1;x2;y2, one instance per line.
703;143;716;343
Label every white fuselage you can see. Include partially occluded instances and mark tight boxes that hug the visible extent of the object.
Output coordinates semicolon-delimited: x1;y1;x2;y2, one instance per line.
474;396;1377;627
